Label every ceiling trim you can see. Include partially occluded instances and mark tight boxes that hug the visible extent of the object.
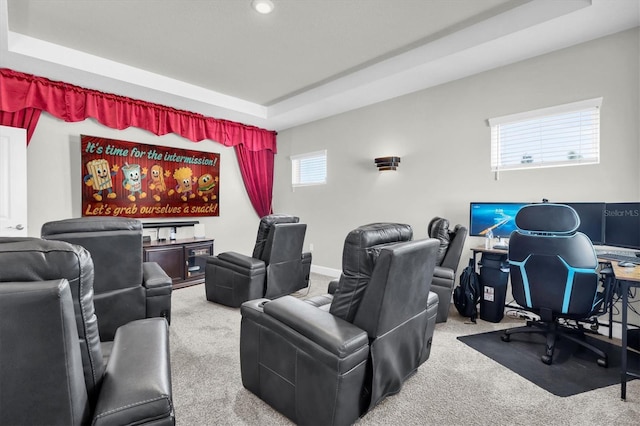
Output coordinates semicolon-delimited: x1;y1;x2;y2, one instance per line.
1;0;638;132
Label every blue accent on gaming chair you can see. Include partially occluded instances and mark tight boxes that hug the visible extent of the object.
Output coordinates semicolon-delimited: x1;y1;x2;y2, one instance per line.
501;203;611;367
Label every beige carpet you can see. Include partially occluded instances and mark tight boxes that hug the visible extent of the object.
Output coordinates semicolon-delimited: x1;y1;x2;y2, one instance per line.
170;274;640;425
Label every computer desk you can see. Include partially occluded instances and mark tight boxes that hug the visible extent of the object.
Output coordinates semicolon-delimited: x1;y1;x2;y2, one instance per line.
470;245;507;266
471;245;639;400
611;262;640;400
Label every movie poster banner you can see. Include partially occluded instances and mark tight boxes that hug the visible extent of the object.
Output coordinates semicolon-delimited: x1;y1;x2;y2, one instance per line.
81;135;220;218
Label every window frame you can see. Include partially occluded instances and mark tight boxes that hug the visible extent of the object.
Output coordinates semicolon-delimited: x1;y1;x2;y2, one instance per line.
488;97;602;173
291;149;327;188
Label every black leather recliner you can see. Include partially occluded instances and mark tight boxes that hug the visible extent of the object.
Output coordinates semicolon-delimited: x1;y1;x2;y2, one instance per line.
41;217;173;341
427;217;468;322
0;237;174;425
239;223;440;425
205;214;312;307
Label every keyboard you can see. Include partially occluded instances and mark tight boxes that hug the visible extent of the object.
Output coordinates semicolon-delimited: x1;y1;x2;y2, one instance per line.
596;251;640;265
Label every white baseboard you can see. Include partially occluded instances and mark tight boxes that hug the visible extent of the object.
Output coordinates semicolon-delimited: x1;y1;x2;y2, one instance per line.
311;265;341;278
604;322;623;340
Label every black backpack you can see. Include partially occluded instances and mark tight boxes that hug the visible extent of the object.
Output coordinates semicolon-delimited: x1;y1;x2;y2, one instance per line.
453;258;481;322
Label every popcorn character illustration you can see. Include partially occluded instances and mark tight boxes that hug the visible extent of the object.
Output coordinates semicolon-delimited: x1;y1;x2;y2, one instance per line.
84;159;118;201
148;164;168;202
121;163;147;202
197;173;218;202
168;167;196;202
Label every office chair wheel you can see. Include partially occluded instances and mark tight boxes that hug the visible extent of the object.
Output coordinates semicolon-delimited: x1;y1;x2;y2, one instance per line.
501;333;511;342
541;354;552;365
597;358;608;368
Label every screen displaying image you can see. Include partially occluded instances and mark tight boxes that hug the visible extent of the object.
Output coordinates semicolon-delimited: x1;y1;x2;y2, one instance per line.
469;202;528;238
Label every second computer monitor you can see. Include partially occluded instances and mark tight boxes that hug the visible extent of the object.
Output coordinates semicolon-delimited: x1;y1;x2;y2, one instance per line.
604;202;640;250
561;202;605;245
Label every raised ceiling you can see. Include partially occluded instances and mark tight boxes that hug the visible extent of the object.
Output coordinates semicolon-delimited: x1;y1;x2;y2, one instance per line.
1;0;639;131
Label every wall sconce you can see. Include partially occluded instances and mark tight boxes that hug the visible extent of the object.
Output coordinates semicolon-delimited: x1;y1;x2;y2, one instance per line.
374;156;401;171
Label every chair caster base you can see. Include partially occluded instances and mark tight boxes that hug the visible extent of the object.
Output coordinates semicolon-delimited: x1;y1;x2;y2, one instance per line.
501;334;510;342
541;354;553;365
597;358;608;368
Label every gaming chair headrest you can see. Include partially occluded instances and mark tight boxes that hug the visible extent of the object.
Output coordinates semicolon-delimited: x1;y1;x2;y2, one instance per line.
515;203;580;235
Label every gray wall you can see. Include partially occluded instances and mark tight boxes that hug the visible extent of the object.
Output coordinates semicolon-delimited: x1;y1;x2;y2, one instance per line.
273;28;640;276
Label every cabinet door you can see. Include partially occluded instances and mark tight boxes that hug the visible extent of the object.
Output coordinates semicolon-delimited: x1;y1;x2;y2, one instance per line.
184;242;213;281
145;246;185;283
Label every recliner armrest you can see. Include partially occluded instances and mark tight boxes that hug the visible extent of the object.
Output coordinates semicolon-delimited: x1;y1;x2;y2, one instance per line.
433;265;454;281
92;318;174;426
327;278;339;294
261;296;368;358
215;251;266;271
142;262;172;296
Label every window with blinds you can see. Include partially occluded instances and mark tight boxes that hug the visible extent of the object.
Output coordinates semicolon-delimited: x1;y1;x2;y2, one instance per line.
488;98;602;172
291;150;327;187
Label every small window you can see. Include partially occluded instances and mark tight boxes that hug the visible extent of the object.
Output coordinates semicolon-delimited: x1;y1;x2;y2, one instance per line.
488;98;602;172
291;150;327;187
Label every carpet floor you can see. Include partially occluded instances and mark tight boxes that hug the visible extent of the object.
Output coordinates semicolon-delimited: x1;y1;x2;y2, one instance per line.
170;274;640;425
458;328;640;397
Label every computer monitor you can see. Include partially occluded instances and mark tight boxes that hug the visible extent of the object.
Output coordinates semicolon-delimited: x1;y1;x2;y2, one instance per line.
604;202;640;250
469;202;528;239
560;202;605;245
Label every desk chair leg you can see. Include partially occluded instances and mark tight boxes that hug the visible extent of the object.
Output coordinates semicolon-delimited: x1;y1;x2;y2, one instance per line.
542;328;557;365
502;320;608;367
501;323;546;341
560;332;608;367
501;324;553;364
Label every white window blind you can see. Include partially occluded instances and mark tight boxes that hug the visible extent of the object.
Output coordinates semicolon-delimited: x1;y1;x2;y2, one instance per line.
291;150;326;187
488;98;602;172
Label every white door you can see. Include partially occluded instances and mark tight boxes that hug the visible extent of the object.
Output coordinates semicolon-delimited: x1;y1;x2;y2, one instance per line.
0;125;28;236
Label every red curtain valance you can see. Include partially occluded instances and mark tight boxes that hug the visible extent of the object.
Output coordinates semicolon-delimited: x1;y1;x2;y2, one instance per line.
0;68;275;217
0;68;276;153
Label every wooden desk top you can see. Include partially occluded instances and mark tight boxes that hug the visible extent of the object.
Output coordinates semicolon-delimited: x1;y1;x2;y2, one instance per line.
471;245;508;255
611;262;640;283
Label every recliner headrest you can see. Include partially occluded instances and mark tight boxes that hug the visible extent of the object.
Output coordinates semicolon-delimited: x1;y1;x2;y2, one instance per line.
330;223;413;322
515;203;580;235
343;223;413;271
41;217;142;235
252;214;300;259
353;238;440;336
427;217;450;265
41;218;145;308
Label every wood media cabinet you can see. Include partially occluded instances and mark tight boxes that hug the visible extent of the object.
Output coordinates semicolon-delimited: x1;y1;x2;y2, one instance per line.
143;238;214;289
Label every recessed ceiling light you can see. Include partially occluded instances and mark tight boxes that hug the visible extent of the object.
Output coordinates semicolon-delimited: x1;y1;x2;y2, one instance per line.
251;0;274;14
